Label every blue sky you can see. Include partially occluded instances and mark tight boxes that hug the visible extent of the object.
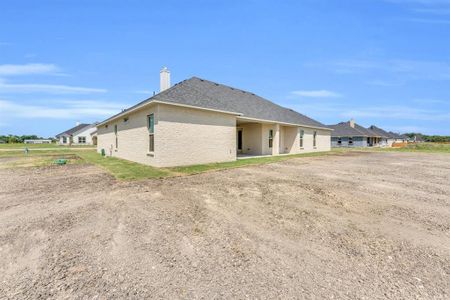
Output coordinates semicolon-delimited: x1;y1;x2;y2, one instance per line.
1;0;449;137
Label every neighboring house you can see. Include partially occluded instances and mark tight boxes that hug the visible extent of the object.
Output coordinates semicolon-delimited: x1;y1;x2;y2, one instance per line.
56;123;98;145
97;68;332;167
24;139;52;144
388;132;408;143
329;120;390;147
368;125;392;146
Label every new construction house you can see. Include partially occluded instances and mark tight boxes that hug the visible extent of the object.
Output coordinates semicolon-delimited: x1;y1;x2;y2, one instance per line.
328;120;396;147
56;123;98;145
96;68;332;167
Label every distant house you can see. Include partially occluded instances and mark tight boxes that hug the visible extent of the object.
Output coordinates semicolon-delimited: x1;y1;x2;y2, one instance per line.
368;125;393;146
96;68;332;167
387;132;408;143
56;123;97;145
329;120;391;147
24;139;52;144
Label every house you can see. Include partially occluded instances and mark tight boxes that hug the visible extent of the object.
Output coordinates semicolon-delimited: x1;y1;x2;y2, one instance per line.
387;131;408;143
24;139;52;144
56;123;98;145
96;68;332;167
329;120;390;147
368;125;393;146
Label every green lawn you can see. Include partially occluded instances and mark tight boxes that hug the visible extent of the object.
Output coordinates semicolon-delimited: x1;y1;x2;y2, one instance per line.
0;143;95;149
76;151;172;180
0;147;339;180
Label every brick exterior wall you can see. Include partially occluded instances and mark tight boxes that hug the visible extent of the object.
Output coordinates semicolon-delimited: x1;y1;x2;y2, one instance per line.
97;103;331;167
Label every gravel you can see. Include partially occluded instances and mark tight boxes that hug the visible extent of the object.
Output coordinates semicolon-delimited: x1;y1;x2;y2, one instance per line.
0;151;449;299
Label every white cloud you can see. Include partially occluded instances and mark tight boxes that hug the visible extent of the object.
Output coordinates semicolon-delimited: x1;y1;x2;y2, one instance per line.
365;80;403;86
0;63;60;76
323;59;450;81
413;98;449;105
405;17;450;24
342;105;450;121
291;90;342;98
134;90;153;95
0;80;107;94
386;0;450;5
413;7;450;14
0;99;125;119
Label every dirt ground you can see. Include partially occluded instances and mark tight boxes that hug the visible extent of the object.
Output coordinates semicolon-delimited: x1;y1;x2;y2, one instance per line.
0;151;449;299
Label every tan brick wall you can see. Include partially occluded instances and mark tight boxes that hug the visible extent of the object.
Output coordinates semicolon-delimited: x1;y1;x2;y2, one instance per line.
287;127;331;153
97;105;159;165
156;104;236;167
97;102;330;167
97;103;237;167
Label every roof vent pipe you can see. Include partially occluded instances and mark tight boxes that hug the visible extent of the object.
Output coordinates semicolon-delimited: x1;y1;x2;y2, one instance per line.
160;67;170;92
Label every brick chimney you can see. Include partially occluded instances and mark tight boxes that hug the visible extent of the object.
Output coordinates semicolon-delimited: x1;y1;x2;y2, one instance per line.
349;119;355;128
160;67;170;92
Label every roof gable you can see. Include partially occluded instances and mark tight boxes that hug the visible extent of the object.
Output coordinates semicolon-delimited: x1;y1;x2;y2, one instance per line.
56;123;91;138
368;125;390;138
328;122;368;137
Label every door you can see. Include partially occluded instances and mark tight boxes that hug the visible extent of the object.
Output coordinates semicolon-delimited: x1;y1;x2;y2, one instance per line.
237;128;243;153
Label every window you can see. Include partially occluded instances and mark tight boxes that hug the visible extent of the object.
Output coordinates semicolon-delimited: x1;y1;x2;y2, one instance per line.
124;117;129;123
299;129;304;148
62;136;67;143
114;124;118;149
348;137;353;145
148;114;154;133
148;114;154;152
337;138;342;145
78;136;86;144
313;131;317;147
268;129;273;148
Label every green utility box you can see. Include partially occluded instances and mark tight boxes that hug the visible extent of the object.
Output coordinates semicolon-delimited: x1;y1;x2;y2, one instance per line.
54;159;67;165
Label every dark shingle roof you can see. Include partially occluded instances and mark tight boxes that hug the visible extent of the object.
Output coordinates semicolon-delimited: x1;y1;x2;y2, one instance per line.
99;77;329;129
354;123;380;137
387;131;406;139
328;122;367;137
328;121;380;137
56;123;90;138
368;125;391;138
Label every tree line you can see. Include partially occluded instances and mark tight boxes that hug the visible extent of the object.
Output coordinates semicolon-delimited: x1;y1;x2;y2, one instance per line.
0;135;55;143
403;133;450;143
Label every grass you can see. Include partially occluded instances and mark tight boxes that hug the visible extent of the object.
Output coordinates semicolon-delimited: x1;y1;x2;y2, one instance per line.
76;151;172;180
0;153;82;169
355;143;450;154
168;150;340;175
1;143;446;180
0;143;95;149
0;147;338;180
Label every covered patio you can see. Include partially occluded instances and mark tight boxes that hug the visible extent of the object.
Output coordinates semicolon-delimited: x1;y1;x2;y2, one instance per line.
236;118;299;157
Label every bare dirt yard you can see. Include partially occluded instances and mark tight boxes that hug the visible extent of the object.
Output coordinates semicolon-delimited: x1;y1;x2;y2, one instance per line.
0;151;449;299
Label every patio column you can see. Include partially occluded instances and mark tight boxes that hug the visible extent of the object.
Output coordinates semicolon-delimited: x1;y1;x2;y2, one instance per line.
272;123;280;155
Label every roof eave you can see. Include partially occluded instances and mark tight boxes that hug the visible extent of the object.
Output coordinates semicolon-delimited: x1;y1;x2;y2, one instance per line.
238;116;333;131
